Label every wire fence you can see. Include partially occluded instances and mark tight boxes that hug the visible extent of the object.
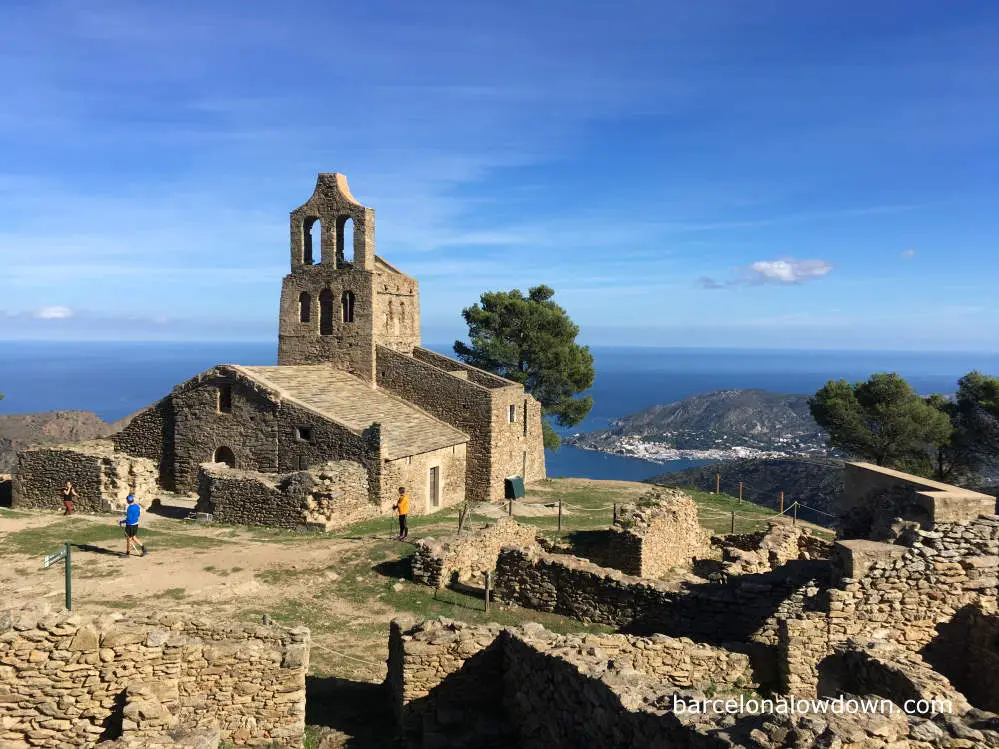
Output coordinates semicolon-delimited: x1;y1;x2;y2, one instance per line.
450;472;837;540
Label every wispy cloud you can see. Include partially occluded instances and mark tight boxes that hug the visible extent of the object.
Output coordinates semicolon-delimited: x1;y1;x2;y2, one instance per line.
698;258;834;290
744;259;833;284
33;306;73;320
900;249;917;259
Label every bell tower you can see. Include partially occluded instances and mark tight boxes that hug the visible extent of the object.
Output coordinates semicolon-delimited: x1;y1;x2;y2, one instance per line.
277;173;379;379
277;173;422;380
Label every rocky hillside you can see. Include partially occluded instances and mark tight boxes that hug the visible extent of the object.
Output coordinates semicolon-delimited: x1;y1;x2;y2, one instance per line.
647;457;845;525
567;389;833;458
0;411;132;472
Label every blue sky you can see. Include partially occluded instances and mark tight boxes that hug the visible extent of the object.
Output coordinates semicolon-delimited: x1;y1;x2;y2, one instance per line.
1;0;997;351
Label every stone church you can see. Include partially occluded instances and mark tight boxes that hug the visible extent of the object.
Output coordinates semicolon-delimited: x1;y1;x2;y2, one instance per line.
14;174;546;525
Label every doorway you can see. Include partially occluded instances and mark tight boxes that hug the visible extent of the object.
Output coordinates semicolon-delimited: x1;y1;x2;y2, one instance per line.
429;466;440;509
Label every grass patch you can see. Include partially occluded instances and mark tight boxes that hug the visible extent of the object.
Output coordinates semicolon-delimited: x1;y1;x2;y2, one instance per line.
163;587;188;600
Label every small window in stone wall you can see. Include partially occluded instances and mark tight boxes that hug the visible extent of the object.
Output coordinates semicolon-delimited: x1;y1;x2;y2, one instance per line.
296;425;313;443
508;404;516;423
217;385;232;413
299;292;312;323
319;289;334;335
341;291;355;323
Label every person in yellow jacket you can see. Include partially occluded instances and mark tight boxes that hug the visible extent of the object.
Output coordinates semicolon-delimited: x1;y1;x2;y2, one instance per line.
394;486;410;540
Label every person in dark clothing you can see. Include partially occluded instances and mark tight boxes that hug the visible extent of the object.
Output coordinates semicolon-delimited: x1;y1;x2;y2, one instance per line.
393;486;410;540
118;494;147;557
62;481;78;515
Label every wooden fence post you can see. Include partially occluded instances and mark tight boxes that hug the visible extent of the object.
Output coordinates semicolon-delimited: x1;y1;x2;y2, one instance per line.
484;571;491;614
557;500;562;534
779;491;784;514
715;473;720;494
738;482;743;504
730;510;735;534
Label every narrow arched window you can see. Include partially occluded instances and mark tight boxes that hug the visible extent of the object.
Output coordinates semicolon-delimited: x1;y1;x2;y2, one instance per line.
338;216;354;264
299;292;312;323
341;291;355;323
319;289;334;335
213;446;236;468
304;218;320;265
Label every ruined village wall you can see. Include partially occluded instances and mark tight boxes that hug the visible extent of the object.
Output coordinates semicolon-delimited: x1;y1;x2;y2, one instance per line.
839;461;995;540
111;398;176;490
12;441;157;512
781;515;999;698
411;518;541;587
819;640;972;715
387;618;755;749
376;346;495;501
381;443;467;514
196;461;375;531
493;546;819;660
596;489;711;577
0;604;308;749
923;603;999;713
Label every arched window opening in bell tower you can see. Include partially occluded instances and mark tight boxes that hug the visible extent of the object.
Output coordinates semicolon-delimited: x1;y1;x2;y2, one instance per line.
304;218;320;265
338;216;354;264
319;289;334;335
299;292;312;323
341;291;355;323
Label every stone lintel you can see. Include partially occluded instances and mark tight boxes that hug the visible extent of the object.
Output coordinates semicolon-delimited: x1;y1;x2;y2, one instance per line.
834;540;909;580
915;490;996;524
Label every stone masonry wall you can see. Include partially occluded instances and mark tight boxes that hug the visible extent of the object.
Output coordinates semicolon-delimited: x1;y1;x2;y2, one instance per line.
381;443;467;514
493;546;822;662
604;488;711;577
13;441;157;512
196;461;376;531
0;602;308;748
411;518;542;587
923;602;999;713
780;514;999;698
170;369;281;492
111;398;176;490
376;346;496;501
719;519;832;577
387;618;756;749
386;618;975;749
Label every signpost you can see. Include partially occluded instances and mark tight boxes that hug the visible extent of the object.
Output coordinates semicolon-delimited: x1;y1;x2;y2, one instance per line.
41;543;72;611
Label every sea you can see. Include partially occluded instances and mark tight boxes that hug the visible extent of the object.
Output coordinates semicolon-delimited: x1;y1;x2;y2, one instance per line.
2;341;997;483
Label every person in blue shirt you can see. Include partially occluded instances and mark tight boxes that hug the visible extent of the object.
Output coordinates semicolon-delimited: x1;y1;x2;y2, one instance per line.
118;494;147;557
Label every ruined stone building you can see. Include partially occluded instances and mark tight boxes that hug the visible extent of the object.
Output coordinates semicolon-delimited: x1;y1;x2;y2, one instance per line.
14;174;546;525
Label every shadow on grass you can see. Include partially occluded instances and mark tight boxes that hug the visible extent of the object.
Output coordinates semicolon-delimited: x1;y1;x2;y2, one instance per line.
305;675;397;748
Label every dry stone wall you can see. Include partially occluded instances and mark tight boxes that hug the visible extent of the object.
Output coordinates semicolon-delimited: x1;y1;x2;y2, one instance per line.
111;399;175;490
0;602;308;748
717;519;832;576
411;518;542;587
13;441;157;512
493;546;821;648
387;617;994;748
195;460;376;531
594;488;711;577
